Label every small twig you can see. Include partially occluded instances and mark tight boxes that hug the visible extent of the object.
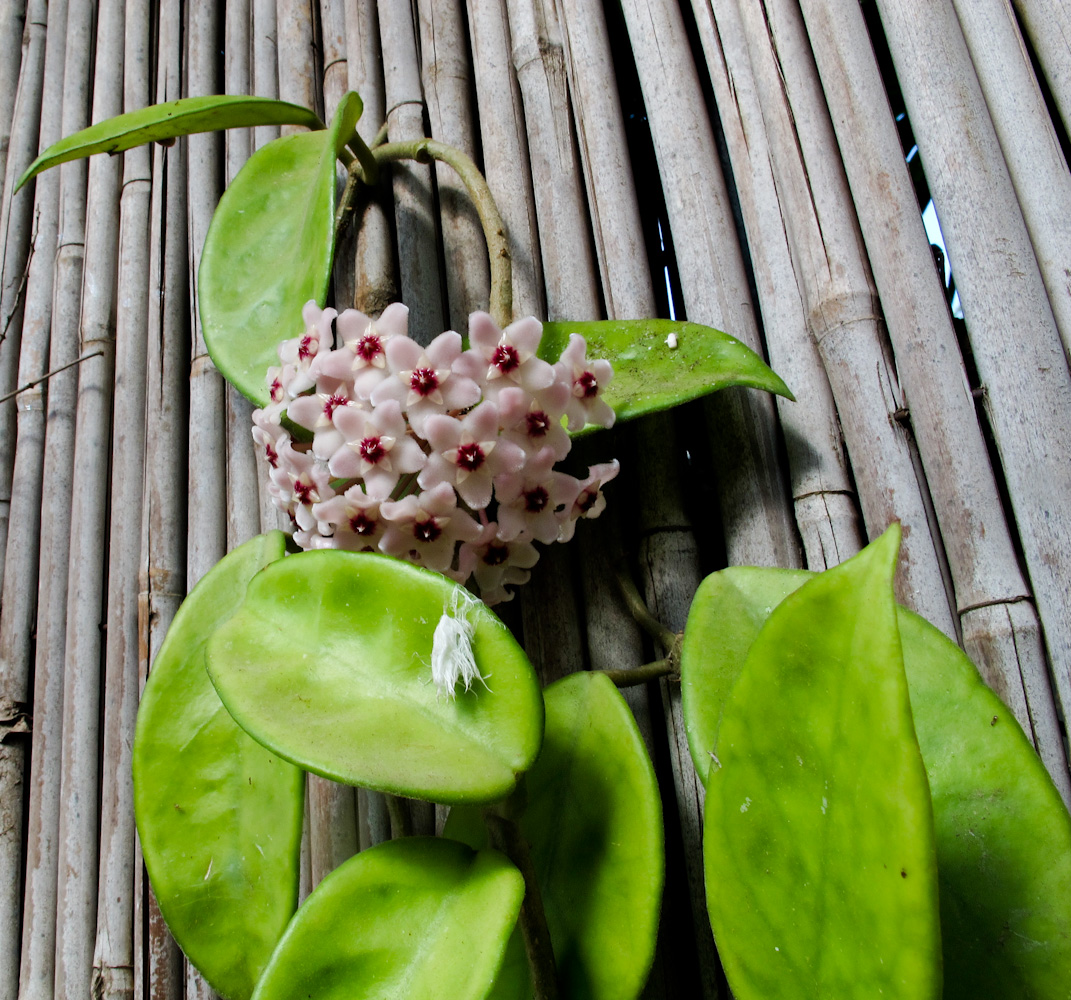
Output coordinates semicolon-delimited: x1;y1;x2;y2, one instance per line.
370;121;390;149
0;350;104;405
484;811;559;1000
597;659;678;687
0;206;39;345
615;570;679;652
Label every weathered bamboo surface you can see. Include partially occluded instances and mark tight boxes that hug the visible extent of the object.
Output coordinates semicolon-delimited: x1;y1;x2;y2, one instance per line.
1;1;1070;998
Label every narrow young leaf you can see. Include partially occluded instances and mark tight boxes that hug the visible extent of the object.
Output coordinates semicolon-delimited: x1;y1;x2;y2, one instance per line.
15;95;325;192
703;526;943;1000
199;91;362;405
133;532;303;1000
537;318;793;430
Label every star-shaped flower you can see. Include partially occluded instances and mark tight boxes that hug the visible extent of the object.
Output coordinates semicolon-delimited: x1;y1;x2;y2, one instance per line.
379;482;481;572
556;333;615;430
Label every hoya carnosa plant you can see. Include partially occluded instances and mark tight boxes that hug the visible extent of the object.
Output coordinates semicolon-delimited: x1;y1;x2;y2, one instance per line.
255;301;620;606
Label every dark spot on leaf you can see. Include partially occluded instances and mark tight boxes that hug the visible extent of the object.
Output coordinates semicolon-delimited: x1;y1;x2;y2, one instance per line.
901;869;907;878
991;715;998;726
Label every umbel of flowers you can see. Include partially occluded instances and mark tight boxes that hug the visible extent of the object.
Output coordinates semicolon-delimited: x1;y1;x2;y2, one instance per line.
252;300;620;605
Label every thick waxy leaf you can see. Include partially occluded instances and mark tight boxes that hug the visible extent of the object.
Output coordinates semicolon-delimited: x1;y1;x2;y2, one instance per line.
537;319;793;429
133;533;304;1000
682;553;1071;998
199;91;362;405
205;550;543;803
445;672;663;1000
898;610;1071;999
15;95;324;192
703;527;943;1000
252;838;524;1000
681;566;812;784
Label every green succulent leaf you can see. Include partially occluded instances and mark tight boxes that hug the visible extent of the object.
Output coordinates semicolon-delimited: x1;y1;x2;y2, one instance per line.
445;672;664;1000
682;546;1071;998
898;610;1071;999
199;90;362;405
15;95;324;192
701;526;943;1000
204;550;544;804
251;838;525;1000
537;318;793;430
133;532;304;1000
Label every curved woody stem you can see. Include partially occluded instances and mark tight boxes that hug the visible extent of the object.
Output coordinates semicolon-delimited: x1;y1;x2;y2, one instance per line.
336;137;513;327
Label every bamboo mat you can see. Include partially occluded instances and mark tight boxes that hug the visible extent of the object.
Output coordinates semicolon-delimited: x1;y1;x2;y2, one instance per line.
0;0;1068;997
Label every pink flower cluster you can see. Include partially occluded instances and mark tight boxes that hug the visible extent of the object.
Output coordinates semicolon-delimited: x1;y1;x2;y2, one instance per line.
252;301;619;604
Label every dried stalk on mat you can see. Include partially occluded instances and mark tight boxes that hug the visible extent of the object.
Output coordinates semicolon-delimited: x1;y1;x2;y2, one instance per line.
93;1;153;995
0;0;47;594
378;0;445;344
795;0;1071;799
0;3;66;994
871;0;1071;768
417;0;490;329
687;0;865;572
277;0;321;126
951;0;1071;361
53;3;125;998
1011;0;1071;138
467;0;544;319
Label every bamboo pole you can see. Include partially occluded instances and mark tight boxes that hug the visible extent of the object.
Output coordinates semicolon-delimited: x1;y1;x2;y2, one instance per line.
252;0;281;150
617;0;800;574
951;0;1071;361
53;2;125;997
93;1;152;996
0;0;48;598
0;6;64;998
792;0;1070;797
416;0;490;328
503;0;598;321
700;0;957;635
378;0;445;345
277;0;320;124
500;0;591;683
136;2;188;996
0;1;27;192
467;0;544;318
684;0;866;573
185;0;227;992
345;0;396;316
1011;0;1071;139
870;0;1071;765
224;0;261;550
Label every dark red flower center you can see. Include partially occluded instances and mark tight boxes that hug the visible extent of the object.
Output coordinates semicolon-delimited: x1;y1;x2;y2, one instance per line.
525;410;550;437
491;344;520;373
410;367;440;397
456;442;485;472
297;333;315;361
360;436;385;464
576;487;599;514
575;371;599;398
349;511;377;535
355;334;383;363
294;479;315;505
264;443;279;468
323;392;348;419
523;486;549;513
483;543;509;566
270;377;284;402
413;516;442;543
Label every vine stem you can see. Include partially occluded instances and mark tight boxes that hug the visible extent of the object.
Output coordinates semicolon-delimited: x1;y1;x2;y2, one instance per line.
615;570;679;652
597;659;677;687
338;137;513;327
483;811;559;1000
